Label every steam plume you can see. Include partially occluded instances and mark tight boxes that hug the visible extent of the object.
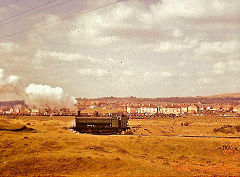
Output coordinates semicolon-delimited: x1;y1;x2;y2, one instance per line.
25;83;76;109
0;68;76;108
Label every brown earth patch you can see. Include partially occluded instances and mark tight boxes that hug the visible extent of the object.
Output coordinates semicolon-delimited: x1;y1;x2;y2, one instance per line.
213;125;240;134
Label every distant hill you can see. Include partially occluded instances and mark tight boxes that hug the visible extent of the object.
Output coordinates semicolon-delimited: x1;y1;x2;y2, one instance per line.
77;95;240;104
0;100;26;107
207;92;240;98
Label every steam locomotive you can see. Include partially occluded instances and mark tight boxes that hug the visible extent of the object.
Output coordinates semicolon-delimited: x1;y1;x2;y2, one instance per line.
74;111;129;134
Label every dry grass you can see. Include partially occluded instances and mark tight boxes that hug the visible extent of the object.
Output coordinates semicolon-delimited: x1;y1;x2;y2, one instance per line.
130;116;240;137
0;119;26;131
0;116;240;176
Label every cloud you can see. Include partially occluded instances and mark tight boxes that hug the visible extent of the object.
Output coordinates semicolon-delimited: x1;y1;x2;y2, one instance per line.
160;71;172;78
195;41;240;55
0;68;22;100
152;0;240;25
173;28;185;38
68;0;189;46
0;68;20;85
0;42;18;53
180;72;187;77
78;68;109;77
213;62;226;74
35;50;83;61
142;71;172;80
123;70;133;76
7;75;19;83
228;60;240;73
0;68;4;79
153;38;198;53
178;61;186;68
212;60;240;75
198;77;215;85
154;42;192;53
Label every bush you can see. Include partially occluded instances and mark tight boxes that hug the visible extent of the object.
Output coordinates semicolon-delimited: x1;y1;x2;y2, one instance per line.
213;125;240;134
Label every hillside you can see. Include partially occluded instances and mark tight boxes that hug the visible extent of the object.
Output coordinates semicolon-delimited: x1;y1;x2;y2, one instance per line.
207;92;240;98
77;95;240;104
0;100;26;107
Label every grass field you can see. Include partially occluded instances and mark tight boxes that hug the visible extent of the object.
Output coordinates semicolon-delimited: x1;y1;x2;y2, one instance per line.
0;115;240;176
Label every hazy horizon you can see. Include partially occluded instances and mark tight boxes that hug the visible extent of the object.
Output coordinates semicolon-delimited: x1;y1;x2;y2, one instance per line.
0;0;240;101
2;90;240;101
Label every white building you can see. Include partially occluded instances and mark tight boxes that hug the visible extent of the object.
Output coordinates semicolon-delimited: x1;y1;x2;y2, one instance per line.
159;105;182;115
31;109;39;116
126;106;141;114
233;105;240;114
188;104;199;113
181;107;188;114
140;105;158;114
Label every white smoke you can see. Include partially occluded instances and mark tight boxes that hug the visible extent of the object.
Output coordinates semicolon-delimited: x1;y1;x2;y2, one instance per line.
25;83;76;109
0;68;76;108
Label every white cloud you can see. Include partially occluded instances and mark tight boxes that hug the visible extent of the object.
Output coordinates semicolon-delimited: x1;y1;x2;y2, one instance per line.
160;71;172;78
198;77;215;85
195;41;240;55
0;68;4;79
154;41;192;53
78;68;108;77
180;72;187;77
95;68;108;76
152;0;208;18
49;52;82;61
0;69;23;101
0;42;18;53
35;50;83;61
0;69;20;84
213;62;226;74
173;28;184;38
152;0;240;23
178;61;186;68
143;71;172;79
153;38;199;53
7;75;19;83
123;70;133;76
211;60;240;75
228;60;240;72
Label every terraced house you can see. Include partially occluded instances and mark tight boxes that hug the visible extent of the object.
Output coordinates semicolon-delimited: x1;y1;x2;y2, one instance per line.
233;105;240;114
140;105;158;114
159;105;182;115
187;104;199;114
